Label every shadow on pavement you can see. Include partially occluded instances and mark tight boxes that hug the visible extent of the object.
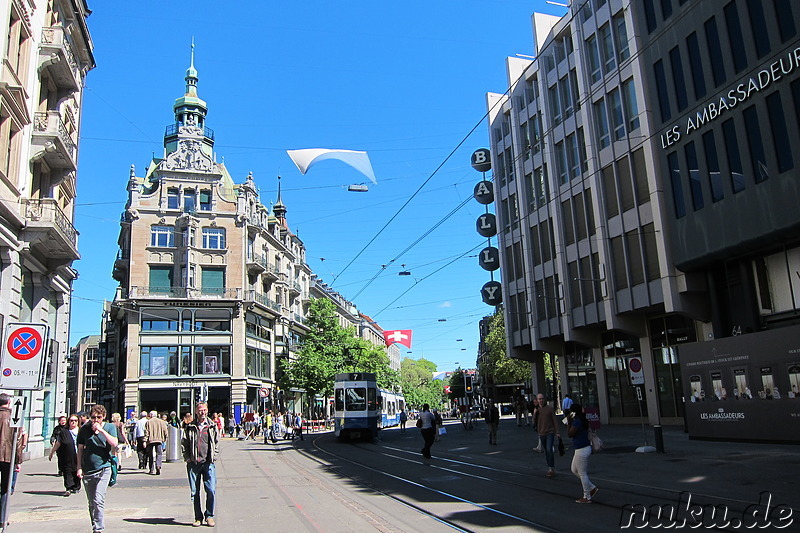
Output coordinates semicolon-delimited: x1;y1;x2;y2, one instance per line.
123;517;188;526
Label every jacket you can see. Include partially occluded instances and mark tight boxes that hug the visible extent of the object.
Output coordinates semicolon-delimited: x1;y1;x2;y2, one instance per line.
181;421;219;464
145;417;169;444
0;407;24;464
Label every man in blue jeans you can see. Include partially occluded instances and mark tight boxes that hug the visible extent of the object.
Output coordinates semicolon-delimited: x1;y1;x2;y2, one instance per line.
181;402;219;527
535;394;561;478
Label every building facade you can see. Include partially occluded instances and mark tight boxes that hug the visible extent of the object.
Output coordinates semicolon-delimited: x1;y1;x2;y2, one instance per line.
105;54;312;419
66;334;100;415
486;0;800;438
0;0;94;457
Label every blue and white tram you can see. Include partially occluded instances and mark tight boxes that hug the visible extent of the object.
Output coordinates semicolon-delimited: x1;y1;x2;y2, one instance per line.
334;373;381;440
379;389;405;429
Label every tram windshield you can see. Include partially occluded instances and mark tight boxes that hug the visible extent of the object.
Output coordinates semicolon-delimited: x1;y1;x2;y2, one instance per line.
345;387;366;411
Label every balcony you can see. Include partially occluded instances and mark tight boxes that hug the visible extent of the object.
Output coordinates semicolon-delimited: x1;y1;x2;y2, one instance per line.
38;26;81;92
246;251;266;275
21;198;79;264
288;281;302;297
128;286;241;299
244;290;281;313
112;249;129;282
31;111;77;170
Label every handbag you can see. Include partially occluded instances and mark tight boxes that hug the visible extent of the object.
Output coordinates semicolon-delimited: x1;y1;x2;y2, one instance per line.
416;418;423;429
557;435;565;456
109;455;119;487
438;426;447;436
590;430;604;453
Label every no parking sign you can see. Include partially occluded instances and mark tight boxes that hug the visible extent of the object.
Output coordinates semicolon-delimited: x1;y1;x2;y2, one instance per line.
1;323;49;390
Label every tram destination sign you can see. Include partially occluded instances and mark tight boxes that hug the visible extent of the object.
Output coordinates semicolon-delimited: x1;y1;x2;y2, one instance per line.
0;323;50;390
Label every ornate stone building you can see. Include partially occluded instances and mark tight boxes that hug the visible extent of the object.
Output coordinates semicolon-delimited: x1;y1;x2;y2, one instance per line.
105;52;312;419
0;0;94;457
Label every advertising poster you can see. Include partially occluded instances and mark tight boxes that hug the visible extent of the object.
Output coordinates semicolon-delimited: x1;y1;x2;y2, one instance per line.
680;325;800;442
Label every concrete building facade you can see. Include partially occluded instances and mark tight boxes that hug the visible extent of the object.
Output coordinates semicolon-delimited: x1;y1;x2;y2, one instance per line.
486;0;800;436
0;0;94;457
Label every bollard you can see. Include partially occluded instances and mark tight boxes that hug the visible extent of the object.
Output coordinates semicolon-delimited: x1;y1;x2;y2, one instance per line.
166;425;181;462
654;424;665;453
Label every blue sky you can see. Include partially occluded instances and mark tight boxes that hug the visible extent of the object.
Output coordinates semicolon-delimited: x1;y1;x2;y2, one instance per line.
71;1;565;373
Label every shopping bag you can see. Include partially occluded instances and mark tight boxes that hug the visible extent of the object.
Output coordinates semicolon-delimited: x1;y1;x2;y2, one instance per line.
590;430;604;453
438;426;447;436
109;456;119;487
557;436;565;456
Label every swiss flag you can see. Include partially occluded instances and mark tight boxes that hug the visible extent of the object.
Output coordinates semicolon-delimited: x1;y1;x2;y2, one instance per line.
383;329;412;349
444;386;451;394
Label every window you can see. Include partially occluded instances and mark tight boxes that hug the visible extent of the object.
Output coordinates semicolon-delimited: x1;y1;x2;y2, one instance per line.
685;141;704;211
600;24;616;73
611;236;628;289
609;89;625;141
614;14;630;62
529;115;542;155
594;98;610;149
667;151;686;218
149;266;173;294
686;32;707;99
202;227;226;249
622;79;640;132
653;60;671;122
534;166;548;208
724;1;747;73
586;36;602;84
167;188;180;209
742;105;768;183
578;128;589;173
562;200;575;245
774;0;797;42
184;189;196;213
194;346;231;375
556;141;568;185
617;156;635;212
140;346;178;377
669;47;688;111
201;267;225;295
574;192;588;241
705;17;727;87
549;86;562;125
566;133;580;179
603;165;619;217
195;309;232;332
702;131;724;202
765;92;794;173
141;309;179;332
660;0;672;19
525;78;538;103
643;0;658;33
722;118;745;192
199;190;212;211
745;0;770;58
559;76;574;118
520;121;531;160
643;223;660;282
625;229;644;285
633;148;650;204
530;224;542;266
150;225;174;247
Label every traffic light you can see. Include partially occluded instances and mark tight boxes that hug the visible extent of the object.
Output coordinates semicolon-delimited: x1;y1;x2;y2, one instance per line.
465;375;473;394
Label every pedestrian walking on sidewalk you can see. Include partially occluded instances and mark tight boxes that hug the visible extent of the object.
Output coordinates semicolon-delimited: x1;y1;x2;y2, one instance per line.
535;393;560;478
134;411;149;469
145;410;168;475
485;400;500;445
568;404;598;503
49;414;81;495
76;404;119;533
418;404;436;459
0;394;26;524
182;401;219;527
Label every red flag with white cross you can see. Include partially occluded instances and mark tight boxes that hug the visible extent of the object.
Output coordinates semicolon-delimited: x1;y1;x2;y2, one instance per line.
383;329;412;349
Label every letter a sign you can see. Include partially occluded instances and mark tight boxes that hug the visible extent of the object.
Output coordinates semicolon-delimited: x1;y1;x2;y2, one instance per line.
1;323;50;390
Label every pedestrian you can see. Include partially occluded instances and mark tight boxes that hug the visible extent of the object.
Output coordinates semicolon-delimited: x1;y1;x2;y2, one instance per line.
134;410;148;469
293;413;304;441
485;400;500;445
169;411;181;428
50;415;67;475
568;404;598;503
145;410;168;475
110;413;128;469
535;393;561;478
76;404;119;533
77;411;89;426
182;412;194;428
515;394;528;426
417;404;436;459
181;401;219;528
399;409;408;432
49;414;81;496
562;394;573;418
0;394;26;524
226;415;235;438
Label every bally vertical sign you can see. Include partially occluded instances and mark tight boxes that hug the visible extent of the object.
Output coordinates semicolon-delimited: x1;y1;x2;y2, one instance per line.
1;323;50;390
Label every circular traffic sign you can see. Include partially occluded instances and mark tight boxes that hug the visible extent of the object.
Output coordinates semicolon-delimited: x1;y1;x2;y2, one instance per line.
6;327;43;361
2;369;11;377
258;387;270;398
629;357;642;373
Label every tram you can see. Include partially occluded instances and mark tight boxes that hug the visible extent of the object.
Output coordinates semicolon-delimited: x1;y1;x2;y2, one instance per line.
334;373;404;440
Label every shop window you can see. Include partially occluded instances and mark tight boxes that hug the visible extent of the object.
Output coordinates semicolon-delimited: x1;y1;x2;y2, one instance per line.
603;332;645;417
565;345;598;411
195;346;231;375
140;346;179;377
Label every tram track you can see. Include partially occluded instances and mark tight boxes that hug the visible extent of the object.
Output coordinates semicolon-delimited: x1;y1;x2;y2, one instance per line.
302;432;764;532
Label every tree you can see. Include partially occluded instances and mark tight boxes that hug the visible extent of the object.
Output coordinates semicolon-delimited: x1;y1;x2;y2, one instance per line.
400;357;445;409
483;311;532;384
284;298;400;401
